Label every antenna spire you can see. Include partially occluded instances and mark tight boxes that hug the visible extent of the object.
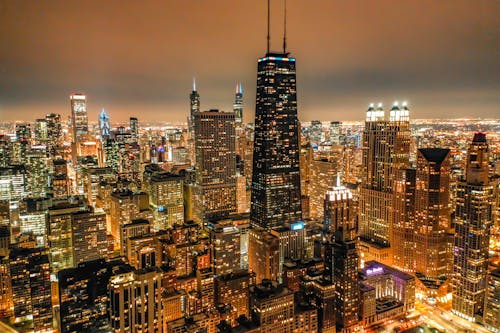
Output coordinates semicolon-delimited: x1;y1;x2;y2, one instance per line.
267;0;271;53
193;77;196;91
283;0;287;54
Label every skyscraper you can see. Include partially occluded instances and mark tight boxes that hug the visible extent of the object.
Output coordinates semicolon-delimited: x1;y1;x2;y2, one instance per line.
234;82;243;129
194;109;237;223
392;168;416;273
188;78;200;166
9;247;53;332
250;14;302;229
452;133;494;321
129;116;139;142
358;102;410;263
414;148;452;278
70;93;88;143
98;108;111;139
324;180;360;333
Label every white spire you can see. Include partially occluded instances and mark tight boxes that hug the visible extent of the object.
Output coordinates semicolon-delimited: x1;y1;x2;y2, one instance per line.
193;77;197;91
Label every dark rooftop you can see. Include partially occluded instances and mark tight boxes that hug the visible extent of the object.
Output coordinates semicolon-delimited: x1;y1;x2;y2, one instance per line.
418;148;450;165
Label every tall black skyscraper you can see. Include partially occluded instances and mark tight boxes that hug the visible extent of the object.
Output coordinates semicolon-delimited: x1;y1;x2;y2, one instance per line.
250;2;302;229
234;82;243;128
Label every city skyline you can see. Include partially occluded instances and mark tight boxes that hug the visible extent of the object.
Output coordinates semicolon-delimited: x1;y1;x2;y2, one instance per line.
1;0;499;122
0;2;499;333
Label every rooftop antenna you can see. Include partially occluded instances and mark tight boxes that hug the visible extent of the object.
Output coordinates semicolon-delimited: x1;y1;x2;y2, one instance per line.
193;77;196;91
267;0;271;54
283;0;287;54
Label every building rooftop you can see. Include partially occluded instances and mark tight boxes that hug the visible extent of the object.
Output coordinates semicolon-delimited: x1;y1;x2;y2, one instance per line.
360;260;414;281
250;280;293;300
418;148;450;164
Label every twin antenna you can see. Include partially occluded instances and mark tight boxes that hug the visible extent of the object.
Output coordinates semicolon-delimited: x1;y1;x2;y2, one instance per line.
267;0;288;54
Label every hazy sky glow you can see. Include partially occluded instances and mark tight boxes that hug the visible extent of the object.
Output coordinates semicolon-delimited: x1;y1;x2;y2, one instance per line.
0;0;498;123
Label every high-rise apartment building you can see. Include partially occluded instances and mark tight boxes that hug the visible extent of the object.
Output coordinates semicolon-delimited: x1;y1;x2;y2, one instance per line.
250;52;302;230
359;102;410;263
194;109;237;223
452;133;494;321
70;93;88;143
9;247;53;332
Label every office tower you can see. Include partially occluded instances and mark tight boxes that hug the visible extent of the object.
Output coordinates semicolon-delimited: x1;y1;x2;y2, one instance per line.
0;135;12;167
129;116;139;142
302;276;336;333
234;82;244;129
270;222;307;265
197;266;215;312
0;165;26;201
452;133;494;321
358;102;410;263
109;190;152;251
483;268;500;333
189;78;201;138
248;227;280;283
214;270;255;323
26;145;49;198
70;93;88;143
309;158;339;220
109;267;163;333
323;181;360;333
33;118;48;145
9;247;52;332
250;50;302;230
58;258;130;333
194;109;237;223
250;280;294;332
236;175;248;213
210;221;241;275
392;168;416;273
147;171;184;230
414;148;452;278
98;108;111;139
47;198;107;272
14;123;31;164
0;255;11;315
83;166;116;207
45;113;62;157
121;219;151;259
19;198;51;247
51;159;70;198
188;79;200;166
329;121;341;146
309;120;323;146
72;207;108;264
